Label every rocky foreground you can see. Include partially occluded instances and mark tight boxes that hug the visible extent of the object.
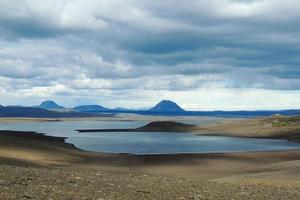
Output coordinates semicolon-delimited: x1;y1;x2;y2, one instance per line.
1;164;300;200
1;129;300;199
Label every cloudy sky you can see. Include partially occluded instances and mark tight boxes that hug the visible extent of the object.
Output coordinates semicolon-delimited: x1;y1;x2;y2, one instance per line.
0;0;300;110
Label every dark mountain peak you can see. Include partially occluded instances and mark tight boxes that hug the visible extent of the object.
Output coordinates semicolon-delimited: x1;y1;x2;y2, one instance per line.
39;100;64;110
160;100;175;104
149;100;185;112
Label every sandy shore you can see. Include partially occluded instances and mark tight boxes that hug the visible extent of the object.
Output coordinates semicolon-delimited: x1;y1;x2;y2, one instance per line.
1;130;300;199
195;115;300;141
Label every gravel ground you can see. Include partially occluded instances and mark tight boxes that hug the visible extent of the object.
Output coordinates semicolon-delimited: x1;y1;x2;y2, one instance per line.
1;130;300;200
1;164;300;200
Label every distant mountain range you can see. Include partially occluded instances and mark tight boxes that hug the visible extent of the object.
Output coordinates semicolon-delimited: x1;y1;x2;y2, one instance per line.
1;99;300;118
73;105;109;112
72;100;184;113
0;106;102;118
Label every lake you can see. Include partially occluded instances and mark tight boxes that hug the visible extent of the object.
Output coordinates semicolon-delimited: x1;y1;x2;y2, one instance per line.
1;119;300;155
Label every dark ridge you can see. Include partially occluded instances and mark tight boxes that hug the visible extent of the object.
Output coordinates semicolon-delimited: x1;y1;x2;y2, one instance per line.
0;130;77;149
138;121;195;131
0;130;66;142
76;121;196;133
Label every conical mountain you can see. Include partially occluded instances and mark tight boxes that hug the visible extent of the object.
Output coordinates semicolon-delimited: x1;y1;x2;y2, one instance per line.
39;100;64;110
148;100;185;112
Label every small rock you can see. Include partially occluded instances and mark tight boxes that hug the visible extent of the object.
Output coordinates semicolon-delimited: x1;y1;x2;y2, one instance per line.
67;180;76;184
189;194;204;200
21;195;34;199
137;189;150;194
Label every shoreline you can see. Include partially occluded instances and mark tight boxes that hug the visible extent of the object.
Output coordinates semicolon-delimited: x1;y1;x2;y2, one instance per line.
1;129;300;162
194;115;300;142
2;129;300;156
195;132;300;142
74;117;300;142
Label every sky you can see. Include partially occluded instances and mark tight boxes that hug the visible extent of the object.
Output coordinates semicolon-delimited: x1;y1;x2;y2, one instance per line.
0;0;300;110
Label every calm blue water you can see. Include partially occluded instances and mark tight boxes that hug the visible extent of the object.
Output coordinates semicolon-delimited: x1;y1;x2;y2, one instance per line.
1;120;300;155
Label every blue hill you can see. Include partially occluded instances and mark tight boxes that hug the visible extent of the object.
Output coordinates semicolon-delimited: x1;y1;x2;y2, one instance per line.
39;100;64;110
73;105;109;112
